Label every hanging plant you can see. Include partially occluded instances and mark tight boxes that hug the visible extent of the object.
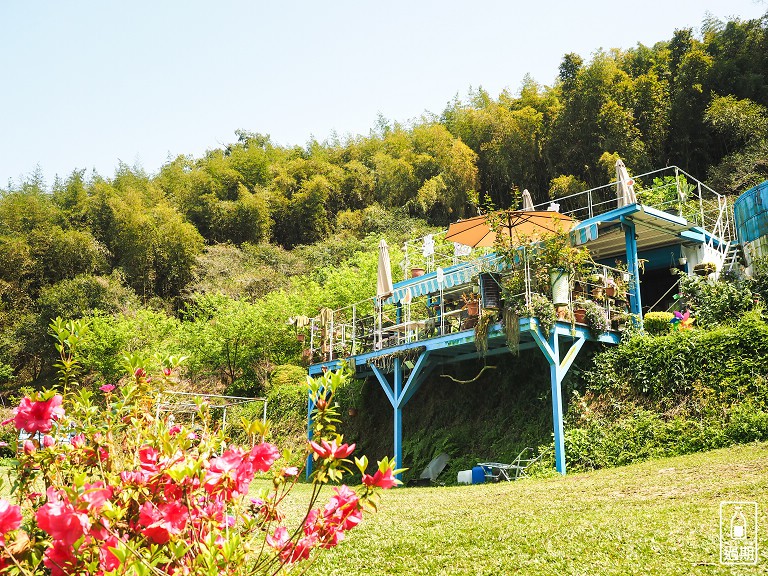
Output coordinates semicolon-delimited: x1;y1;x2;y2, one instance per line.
474;310;496;357
528;293;556;337
582;300;608;337
502;305;520;354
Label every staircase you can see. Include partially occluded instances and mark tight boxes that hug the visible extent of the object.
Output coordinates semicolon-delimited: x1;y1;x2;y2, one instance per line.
722;242;744;274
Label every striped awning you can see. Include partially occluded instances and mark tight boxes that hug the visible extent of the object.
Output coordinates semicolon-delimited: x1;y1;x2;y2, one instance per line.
385;262;482;304
570;224;598;246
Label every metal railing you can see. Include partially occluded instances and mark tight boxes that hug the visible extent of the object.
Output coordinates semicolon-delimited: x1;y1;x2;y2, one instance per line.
400;230;492;278
307;251;634;364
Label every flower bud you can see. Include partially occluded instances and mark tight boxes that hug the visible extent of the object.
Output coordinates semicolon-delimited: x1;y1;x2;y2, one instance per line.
43;435;55;448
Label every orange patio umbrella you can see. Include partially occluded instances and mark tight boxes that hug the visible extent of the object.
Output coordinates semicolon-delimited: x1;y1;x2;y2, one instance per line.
444;210;574;248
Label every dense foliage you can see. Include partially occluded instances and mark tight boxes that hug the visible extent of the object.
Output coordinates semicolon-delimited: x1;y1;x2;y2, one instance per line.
1;13;767;394
0;322;398;574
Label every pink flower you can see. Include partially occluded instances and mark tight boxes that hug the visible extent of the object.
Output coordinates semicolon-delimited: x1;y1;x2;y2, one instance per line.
44;541;79;576
204;447;255;497
139;445;160;473
309;439;355;460
99;384;115;393
0;499;22;545
99;535;121;572
43;435;55;448
134;368;146;379
139;501;188;544
362;468;398;489
23;439;36;454
162;367;172;376
283;535;317;563
248;442;280;472
266;525;289;550
13;395;64;433
36;487;90;546
79;481;112;513
282;466;299;477
168;425;182;436
70;434;85;449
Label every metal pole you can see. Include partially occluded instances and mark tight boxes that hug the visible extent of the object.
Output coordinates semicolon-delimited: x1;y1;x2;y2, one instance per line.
393;358;403;480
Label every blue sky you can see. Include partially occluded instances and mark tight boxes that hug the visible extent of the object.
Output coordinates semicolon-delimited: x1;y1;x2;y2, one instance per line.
1;0;766;187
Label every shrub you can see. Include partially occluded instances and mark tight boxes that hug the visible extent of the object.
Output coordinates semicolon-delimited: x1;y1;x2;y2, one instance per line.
678;273;754;328
0;319;399;575
643;311;674;335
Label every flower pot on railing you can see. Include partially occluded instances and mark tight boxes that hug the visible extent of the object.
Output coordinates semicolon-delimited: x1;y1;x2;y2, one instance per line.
296;333;306;343
574;307;587;324
549;268;570;306
605;285;616;298
555;304;570;321
411;267;426;278
464;301;479;317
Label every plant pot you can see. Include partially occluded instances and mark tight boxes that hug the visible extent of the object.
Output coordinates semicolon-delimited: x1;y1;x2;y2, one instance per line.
411;267;426;278
549;269;570;306
678;257;687;266
464;301;479;317
296;333;306;343
574;308;587;324
605;286;616;298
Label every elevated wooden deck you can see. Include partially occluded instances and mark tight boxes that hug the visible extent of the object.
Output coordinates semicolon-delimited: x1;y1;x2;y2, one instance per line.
305;166;735;478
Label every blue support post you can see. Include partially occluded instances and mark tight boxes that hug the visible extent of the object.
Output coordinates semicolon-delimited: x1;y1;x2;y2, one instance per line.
622;218;642;316
529;323;586;476
306;389;314;479
393;358;403;480
369;353;431;483
550;362;566;475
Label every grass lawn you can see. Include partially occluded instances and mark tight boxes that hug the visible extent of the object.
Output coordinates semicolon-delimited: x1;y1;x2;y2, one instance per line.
290;443;768;575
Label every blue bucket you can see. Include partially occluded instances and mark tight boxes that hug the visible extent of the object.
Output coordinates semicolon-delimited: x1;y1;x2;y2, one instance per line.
471;466;485;484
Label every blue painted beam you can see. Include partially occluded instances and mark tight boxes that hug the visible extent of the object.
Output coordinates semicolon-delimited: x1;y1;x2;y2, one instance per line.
393;358;403;480
622;217;642;315
397;351;431;406
370;364;396;407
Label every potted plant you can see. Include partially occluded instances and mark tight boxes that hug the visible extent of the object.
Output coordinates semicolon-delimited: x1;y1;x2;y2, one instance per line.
462;292;480;317
605;276;617;299
573;301;588;325
527;293;556;337
411;267;426;278
694;261;717;276
582;300;608;336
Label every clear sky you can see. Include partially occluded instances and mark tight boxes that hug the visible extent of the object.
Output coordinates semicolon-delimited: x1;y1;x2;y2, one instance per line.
1;0;766;187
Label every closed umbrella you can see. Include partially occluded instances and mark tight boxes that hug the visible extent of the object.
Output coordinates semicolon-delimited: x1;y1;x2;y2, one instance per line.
521;189;535;211
376;239;393;299
616;159;637;207
445;210;573;248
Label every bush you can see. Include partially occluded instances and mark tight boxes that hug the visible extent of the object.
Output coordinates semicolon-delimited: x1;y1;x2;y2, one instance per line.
678;273;754;328
0;320;398;575
643;311;674;335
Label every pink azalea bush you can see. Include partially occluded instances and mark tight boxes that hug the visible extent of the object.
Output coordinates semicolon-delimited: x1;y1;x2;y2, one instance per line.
0;319;399;574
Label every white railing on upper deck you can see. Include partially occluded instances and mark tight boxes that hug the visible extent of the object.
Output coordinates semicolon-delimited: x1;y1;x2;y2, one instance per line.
399;166;733;282
532;166;734;244
306;252;634;365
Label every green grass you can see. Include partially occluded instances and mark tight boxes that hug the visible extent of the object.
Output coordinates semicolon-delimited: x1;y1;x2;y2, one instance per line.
294;443;768;575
